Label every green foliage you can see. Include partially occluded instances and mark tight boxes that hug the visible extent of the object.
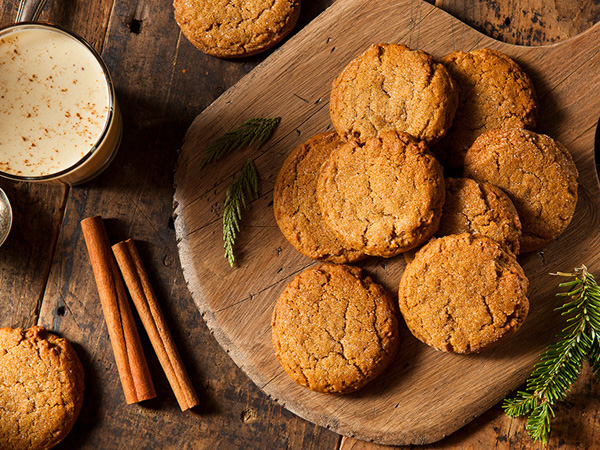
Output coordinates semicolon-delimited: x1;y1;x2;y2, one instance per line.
200;117;281;169
222;159;258;267
198;117;280;266
503;266;600;444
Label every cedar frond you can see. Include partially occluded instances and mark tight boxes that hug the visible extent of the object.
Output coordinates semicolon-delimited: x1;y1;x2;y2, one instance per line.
200;117;281;169
223;159;258;267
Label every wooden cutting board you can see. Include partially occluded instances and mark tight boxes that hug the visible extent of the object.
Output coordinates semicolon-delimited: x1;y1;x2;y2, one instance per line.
173;0;600;445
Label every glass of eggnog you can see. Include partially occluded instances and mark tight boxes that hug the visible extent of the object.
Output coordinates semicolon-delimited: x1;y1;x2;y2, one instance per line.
0;22;122;185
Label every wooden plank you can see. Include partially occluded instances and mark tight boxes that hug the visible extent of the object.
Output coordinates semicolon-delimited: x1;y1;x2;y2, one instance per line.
38;0;113;51
174;0;600;445
0;179;66;328
437;0;600;45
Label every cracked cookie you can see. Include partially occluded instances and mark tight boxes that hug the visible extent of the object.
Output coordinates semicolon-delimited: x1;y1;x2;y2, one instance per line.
273;131;366;263
272;264;399;394
173;0;301;58
437;48;538;170
404;176;522;264
463;128;578;253
438;177;522;256
398;234;529;354
317;131;445;258
0;326;84;450
330;43;458;144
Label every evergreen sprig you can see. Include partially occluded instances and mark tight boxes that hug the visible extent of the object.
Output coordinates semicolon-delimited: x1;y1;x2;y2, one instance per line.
199;117;281;169
223;159;258;267
503;265;600;444
198;117;280;266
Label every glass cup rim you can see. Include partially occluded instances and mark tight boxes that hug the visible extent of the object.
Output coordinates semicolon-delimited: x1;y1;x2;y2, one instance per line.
0;187;12;246
0;21;117;182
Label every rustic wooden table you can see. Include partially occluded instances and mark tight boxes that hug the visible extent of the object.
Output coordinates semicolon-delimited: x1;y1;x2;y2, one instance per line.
1;0;599;449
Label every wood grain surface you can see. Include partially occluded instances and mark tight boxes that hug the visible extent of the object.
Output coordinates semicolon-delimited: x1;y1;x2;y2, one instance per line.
174;0;600;445
1;0;599;449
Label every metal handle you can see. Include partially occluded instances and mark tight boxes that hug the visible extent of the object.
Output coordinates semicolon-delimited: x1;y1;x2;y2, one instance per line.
16;0;47;22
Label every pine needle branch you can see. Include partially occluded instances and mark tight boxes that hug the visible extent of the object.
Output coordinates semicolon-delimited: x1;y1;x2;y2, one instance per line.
200;117;281;169
223;159;258;267
503;265;600;444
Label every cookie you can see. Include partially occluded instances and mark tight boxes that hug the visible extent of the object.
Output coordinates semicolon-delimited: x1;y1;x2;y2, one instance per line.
273;131;365;263
398;234;529;354
173;0;301;58
464;128;578;253
272;264;399;394
438;177;522;256
330;43;458;144
403;176;522;264
0;326;85;450
438;48;538;170
317;131;445;258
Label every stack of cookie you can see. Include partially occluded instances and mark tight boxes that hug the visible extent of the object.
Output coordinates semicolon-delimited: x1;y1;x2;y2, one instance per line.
274;44;456;263
272;43;578;392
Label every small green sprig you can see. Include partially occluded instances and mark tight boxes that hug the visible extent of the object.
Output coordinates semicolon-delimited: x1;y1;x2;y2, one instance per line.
223;159;258;267
198;117;280;266
503;265;600;444
200;117;281;169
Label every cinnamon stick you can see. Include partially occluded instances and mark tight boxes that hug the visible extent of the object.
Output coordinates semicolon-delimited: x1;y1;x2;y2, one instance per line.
81;216;156;404
112;239;199;411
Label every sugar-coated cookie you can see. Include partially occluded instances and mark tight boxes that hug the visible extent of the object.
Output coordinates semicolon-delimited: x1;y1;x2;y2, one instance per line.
317;131;445;258
464;128;578;252
274;131;365;263
438;48;537;170
174;0;301;58
272;264;399;394
0;326;84;450
330;43;458;144
398;234;529;354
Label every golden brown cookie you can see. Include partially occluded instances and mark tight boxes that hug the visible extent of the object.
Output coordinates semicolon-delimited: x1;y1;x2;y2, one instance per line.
173;0;301;58
273;131;365;263
398;234;529;354
438;177;522;256
317;131;445;258
464;128;578;253
330;43;458;144
438;48;537;170
272;264;399;394
0;326;85;450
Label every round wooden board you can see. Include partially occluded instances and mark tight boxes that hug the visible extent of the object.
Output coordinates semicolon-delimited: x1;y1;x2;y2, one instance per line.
174;0;600;445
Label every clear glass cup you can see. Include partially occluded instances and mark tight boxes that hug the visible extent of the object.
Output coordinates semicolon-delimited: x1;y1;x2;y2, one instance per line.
0;188;12;246
0;16;122;185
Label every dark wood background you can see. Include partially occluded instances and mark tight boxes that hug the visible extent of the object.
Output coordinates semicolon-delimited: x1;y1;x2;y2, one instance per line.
0;0;598;449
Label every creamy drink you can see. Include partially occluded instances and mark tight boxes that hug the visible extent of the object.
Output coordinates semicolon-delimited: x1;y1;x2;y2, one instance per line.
0;23;121;184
